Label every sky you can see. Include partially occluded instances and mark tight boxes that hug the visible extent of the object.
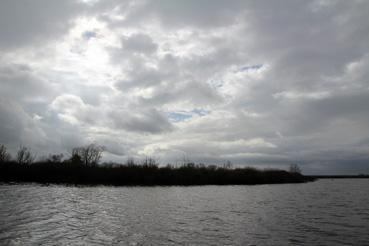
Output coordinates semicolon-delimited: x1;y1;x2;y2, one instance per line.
1;0;369;174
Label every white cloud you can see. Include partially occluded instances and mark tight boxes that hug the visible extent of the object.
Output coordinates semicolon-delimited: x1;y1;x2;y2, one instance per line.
273;91;331;100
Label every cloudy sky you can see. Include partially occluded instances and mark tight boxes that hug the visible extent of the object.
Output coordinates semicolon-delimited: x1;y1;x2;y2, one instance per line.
1;0;369;174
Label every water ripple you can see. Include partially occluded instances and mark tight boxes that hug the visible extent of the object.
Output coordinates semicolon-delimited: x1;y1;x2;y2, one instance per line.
1;180;369;245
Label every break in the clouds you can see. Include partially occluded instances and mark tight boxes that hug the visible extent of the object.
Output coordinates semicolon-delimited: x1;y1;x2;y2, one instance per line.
1;0;369;174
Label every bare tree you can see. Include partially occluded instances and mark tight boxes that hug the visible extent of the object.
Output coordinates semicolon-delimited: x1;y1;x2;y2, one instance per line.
126;157;135;166
16;146;36;165
223;160;233;169
142;156;158;167
0;144;11;162
71;144;104;166
289;164;301;174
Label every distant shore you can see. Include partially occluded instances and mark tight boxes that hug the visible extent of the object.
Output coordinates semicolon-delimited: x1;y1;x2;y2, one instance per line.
308;175;369;179
0;161;315;186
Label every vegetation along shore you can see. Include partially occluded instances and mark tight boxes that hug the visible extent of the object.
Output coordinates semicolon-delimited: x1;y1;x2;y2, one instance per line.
0;144;315;186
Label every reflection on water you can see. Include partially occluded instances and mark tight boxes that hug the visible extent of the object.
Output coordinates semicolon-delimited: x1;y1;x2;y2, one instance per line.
1;180;369;245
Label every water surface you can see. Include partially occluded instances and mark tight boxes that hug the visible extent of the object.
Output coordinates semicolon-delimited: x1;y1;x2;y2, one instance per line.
1;179;368;245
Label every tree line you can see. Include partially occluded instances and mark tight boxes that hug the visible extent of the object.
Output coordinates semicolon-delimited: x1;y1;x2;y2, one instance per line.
0;143;311;186
0;144;104;166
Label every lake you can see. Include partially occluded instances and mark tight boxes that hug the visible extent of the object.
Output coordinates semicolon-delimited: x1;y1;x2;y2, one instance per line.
0;179;368;245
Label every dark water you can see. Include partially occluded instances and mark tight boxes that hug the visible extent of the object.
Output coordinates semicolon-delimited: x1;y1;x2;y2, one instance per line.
0;180;368;246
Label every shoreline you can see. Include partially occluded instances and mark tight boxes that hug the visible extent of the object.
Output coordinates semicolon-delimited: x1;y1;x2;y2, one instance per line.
0;161;314;186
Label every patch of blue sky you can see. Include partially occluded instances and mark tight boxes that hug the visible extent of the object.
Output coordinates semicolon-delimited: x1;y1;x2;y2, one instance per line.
168;109;210;122
82;31;97;40
192;108;210;116
208;79;224;89
168;112;193;122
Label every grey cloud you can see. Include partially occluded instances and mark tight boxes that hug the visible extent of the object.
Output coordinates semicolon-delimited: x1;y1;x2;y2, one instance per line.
109;108;173;134
0;0;85;50
0;99;47;150
243;1;369;85
115;65;170;90
306;90;369;120
136;80;222;107
109;33;158;67
272;89;369;137
111;52;180;92
145;139;289;168
0;62;54;103
50;94;102;126
121;33;158;54
0;100;27;144
103;0;246;29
